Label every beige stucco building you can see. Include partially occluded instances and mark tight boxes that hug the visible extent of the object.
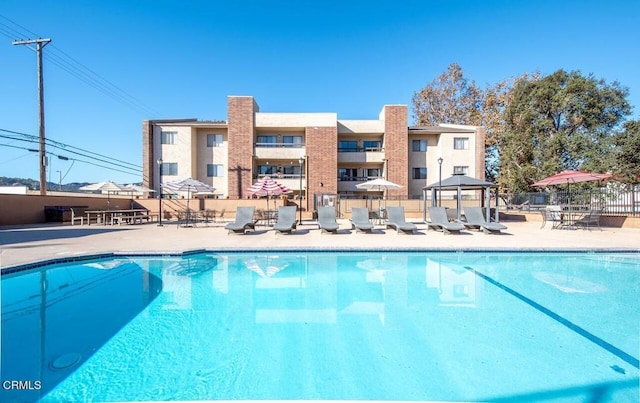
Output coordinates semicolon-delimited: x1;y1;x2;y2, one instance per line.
142;95;485;211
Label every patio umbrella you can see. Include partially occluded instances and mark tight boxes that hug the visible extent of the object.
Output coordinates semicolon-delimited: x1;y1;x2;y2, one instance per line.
531;170;612;187
123;184;156;195
79;180;130;208
532;169;612;220
355;178;403;212
246;176;291;210
163;178;216;212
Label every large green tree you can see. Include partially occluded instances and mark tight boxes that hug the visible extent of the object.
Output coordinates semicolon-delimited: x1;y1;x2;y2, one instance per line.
500;70;631;192
611;120;640;184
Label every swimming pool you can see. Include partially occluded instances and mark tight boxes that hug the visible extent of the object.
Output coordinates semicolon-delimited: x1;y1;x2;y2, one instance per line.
2;251;639;401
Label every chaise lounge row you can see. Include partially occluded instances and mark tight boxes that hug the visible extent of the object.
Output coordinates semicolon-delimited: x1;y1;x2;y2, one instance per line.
225;205;507;235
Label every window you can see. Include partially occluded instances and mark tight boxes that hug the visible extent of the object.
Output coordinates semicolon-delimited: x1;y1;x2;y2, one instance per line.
363;140;382;151
453;166;469;175
412;167;427;179
160;162;178;176
339;168;358;180
207;164;224;177
161;131;177;145
282;136;303;147
366;168;381;178
257;164;277;176
257;136;277;147
207;134;224;147
412;139;428;152
454;137;469;150
338;140;358;152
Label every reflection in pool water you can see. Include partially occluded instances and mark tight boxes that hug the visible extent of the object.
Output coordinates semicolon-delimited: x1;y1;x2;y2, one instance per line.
2;251;638;402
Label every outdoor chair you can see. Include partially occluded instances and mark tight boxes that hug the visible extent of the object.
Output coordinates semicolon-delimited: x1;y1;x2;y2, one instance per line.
70;208;85;226
350;207;374;233
317;206;339;234
462;206;507;234
273;206;297;234
541;205;563;229
427;207;465;234
386;206;417;234
574;208;603;230
225;206;256;234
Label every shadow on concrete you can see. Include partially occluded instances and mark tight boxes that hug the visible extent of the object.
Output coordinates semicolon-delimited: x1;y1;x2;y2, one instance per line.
0;225;133;246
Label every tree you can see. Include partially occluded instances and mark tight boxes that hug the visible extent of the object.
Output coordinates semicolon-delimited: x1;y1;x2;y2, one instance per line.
411;63;482;126
611;120;640;184
500;70;631;192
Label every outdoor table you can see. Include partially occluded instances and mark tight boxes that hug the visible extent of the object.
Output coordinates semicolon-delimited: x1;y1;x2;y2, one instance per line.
85;209;150;225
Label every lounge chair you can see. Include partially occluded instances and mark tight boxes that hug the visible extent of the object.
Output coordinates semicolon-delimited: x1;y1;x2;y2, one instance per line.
273;206;298;234
350;207;374;233
574;208;603;230
386;206;417;234
317;206;339;234
462;206;507;234
427;207;465;234
225;206;256;234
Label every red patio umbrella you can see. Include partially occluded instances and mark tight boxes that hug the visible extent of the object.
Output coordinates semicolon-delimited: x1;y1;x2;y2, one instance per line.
531;170;612;216
531;170;612;187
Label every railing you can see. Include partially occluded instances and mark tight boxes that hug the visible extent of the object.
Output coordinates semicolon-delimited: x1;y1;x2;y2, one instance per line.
502;187;640;217
337;176;383;182
256;174;304;180
338;147;384;152
255;142;304;148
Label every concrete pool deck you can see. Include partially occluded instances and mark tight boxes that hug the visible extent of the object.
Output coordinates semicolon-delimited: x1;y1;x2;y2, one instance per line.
1;218;639;269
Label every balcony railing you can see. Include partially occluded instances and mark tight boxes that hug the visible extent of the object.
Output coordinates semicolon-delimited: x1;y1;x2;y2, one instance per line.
338;147;384;152
255;142;304;148
337;176;383;182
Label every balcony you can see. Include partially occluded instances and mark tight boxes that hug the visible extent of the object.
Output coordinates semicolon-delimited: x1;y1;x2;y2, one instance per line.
256;174;305;193
337;176;383;193
337;147;385;163
254;143;306;160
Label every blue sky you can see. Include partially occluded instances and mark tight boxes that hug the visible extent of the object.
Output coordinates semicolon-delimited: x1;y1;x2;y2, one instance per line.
1;0;639;185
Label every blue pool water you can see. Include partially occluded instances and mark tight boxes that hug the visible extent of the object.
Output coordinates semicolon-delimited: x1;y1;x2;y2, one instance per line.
1;251;639;402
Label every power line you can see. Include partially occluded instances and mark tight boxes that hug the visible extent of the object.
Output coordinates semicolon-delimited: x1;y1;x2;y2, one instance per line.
0;128;141;170
1;14;159;116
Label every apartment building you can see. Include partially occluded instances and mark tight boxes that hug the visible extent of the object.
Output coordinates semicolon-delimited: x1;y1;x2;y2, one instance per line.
142;95;485;211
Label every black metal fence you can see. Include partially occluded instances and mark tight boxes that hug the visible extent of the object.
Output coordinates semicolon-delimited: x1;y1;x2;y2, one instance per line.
502;187;640;217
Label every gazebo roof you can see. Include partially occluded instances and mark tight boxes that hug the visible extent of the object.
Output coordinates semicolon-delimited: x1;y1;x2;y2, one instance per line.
423;174;496;190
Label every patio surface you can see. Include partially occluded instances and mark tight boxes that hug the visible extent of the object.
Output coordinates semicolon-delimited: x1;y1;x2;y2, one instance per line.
1;218;639;269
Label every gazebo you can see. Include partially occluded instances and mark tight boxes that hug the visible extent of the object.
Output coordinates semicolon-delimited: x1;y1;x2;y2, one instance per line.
423;174;499;222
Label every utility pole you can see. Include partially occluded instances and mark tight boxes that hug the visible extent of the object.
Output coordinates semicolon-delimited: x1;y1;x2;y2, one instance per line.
13;38;52;195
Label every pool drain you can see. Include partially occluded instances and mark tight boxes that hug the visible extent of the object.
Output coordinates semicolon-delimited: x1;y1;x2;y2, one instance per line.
50;353;82;370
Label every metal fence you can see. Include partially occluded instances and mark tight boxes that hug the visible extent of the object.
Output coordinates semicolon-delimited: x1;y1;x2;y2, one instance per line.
502;187;640;217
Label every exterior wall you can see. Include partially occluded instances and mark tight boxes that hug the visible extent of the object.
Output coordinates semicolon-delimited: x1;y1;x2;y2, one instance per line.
306;126;338;211
382;105;408;198
407;133;441;197
142;120;154;189
195;127;228;197
156;125;196;184
227;96;258;198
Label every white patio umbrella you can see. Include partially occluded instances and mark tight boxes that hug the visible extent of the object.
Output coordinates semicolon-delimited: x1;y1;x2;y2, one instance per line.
246;176;291;211
123;184;156;195
162;178;216;212
79;180;130;208
356;178;403;212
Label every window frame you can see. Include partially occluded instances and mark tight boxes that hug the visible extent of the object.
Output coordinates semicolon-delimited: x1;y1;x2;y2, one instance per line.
412;167;427;180
207;133;224;147
161;131;177;145
412;139;428;152
453;137;469;150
